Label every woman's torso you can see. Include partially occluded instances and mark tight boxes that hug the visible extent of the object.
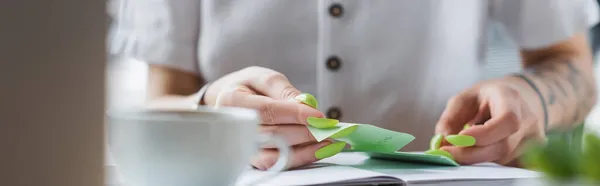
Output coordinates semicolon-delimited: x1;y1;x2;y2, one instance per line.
200;0;491;150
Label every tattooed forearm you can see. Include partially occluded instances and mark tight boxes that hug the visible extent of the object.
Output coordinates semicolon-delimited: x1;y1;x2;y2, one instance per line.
529;66;564;107
552;78;568;97
545;80;557;105
566;63;581;91
517;59;596;128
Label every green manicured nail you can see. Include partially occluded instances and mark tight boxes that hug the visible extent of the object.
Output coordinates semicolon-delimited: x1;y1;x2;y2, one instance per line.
294;93;318;109
429;134;443;150
463;124;471;130
446;135;476;147
330;125;358;138
425;149;454;160
307;117;339;129
315;141;346;159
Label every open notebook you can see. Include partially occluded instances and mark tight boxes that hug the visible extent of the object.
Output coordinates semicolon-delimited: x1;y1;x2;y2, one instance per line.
235;152;542;186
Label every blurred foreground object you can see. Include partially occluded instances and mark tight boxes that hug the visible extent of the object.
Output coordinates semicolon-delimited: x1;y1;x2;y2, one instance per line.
521;123;600;185
0;0;106;186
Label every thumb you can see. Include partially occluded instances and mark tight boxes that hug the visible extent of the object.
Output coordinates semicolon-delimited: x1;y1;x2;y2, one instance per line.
435;92;480;135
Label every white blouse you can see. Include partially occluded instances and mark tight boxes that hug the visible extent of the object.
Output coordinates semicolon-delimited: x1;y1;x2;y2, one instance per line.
109;0;598;150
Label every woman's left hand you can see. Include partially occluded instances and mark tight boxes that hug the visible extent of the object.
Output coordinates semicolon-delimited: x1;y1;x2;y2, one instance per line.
434;80;546;166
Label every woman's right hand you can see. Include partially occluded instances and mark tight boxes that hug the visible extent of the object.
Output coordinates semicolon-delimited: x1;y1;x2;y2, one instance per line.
203;66;332;170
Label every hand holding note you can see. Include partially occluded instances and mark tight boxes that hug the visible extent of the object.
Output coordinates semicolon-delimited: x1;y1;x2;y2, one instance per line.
296;93;414;160
203;67;333;170
305;114;460;166
434;81;544;166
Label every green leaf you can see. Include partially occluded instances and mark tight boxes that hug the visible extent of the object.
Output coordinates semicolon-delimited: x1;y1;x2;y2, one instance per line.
581;132;600;182
537;132;579;180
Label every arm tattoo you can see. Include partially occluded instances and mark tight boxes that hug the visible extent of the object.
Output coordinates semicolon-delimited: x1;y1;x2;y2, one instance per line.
545;80;557;105
512;74;549;130
529;67;563;107
566;63;580;91
553;78;568;97
519;59;595;128
529;60;595;128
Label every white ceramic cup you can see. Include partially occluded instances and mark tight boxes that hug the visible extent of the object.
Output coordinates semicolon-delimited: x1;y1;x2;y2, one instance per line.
106;107;290;186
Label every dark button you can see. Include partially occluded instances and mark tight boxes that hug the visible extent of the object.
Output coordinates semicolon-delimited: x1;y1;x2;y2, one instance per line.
326;56;342;71
328;3;343;18
326;107;342;120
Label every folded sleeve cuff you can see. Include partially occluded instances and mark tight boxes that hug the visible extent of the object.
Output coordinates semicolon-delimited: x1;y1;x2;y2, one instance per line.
491;0;599;49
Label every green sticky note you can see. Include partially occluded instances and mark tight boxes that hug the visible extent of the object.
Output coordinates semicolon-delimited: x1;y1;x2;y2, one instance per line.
308;122;462;167
309;122;359;141
367;151;459;166
425;149;454;160
308;122;415;153
329;125;358;138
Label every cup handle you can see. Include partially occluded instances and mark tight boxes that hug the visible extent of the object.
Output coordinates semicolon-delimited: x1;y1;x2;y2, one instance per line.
259;133;292;172
214;86;292;170
243;134;291;185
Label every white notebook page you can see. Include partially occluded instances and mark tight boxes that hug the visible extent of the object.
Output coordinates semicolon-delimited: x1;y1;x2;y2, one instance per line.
236;152;541;185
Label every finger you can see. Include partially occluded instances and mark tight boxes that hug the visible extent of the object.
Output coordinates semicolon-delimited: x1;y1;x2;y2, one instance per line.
252;140;332;170
259;125;316;148
459;111;520;146
495;129;529;166
441;139;512;165
468;101;491;125
459;88;522;146
219;90;324;124
435;92;480;135
247;70;302;100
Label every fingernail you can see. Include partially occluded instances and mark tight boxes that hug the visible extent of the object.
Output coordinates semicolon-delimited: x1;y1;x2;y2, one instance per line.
315;141;346;160
425;149;454;160
463;124;471;130
446;135;476;147
430;134;443;150
294;93;318;109
307;117;339;128
329;125;358;138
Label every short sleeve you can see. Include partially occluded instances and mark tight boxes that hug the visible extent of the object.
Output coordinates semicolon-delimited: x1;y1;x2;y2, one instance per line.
490;0;600;49
108;0;201;75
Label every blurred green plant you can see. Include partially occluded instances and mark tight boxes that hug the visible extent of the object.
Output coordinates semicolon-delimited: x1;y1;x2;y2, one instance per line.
520;123;600;184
